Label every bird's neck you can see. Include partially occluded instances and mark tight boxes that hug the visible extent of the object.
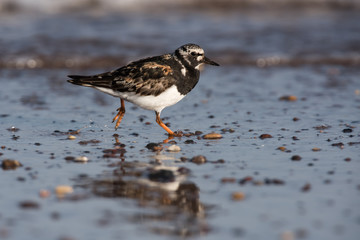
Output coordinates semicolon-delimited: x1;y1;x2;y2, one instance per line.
173;52;200;95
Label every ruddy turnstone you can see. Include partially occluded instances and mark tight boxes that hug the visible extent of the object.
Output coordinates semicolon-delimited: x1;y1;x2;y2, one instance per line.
67;43;219;136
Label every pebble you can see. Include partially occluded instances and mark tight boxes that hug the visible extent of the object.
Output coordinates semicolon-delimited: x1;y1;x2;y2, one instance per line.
279;95;297;101
1;159;22;170
281;231;295;240
190;155;207;164
64;156;75;161
202;132;223;139
39;189;51;198
259;134;273;139
331;142;344;149
277;146;286;151
145;142;163;151
231;192;245;201
342;128;352;133
74;156;89;162
301;183;311;192
19;201;40;209
78;139;101;145
67;135;77;140
239;176;253;185
312;147;321;152
166;144;181;152
55;185;74;197
221;177;236;183
291;155;302;161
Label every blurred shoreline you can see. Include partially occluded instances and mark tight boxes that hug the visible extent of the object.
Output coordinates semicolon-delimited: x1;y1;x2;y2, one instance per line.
1;0;360;15
0;0;359;70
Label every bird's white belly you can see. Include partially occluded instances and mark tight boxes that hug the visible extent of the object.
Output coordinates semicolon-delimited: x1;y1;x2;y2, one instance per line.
95;85;185;113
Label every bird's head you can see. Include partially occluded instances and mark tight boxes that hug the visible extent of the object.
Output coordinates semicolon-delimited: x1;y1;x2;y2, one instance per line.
175;43;219;69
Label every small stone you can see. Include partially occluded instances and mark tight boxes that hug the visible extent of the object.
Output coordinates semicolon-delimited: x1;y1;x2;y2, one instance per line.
259;134;273;139
301;183;311;192
312;147;321;152
145;142;163;151
184;139;195;144
221;177;236;183
342;128;352;133
39;189;51;198
231;192;245;201
281;231;295;240
331;142;344;149
1;159;22;170
203;132;223;139
78;139;101;145
214;159;225;164
344;157;351;162
55;185;73;197
314;125;331;130
190;155;207;164
277;146;286;152
19;201;40;209
74;156;89;162
64;156;75;161
167;144;181;152
291;155;302;161
67;135;77;140
277;146;287;151
7;126;20;132
279;95;297;101
180;157;189;162
272;178;285;185
292;117;300;121
239;176;253;185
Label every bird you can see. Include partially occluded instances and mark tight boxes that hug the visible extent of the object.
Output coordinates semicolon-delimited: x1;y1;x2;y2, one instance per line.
67;43;219;136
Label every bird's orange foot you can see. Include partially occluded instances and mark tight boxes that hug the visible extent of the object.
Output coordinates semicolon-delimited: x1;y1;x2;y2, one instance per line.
112;99;126;130
162;131;183;143
170;131;184;137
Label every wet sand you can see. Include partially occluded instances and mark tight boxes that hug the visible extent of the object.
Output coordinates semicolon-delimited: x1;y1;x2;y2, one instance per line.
0;3;359;240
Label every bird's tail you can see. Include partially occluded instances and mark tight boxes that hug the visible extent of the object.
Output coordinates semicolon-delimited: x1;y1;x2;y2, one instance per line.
67;75;112;88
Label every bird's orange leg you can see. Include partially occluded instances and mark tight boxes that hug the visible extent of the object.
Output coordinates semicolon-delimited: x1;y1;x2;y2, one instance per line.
112;99;126;130
155;111;174;135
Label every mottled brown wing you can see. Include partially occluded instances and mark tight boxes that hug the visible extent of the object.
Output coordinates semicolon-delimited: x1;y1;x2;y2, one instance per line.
68;54;176;96
111;55;176;96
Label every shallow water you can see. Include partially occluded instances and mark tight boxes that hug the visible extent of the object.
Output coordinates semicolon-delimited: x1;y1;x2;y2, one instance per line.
0;3;360;240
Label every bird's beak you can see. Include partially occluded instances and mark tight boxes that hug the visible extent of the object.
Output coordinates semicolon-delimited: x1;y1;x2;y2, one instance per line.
203;56;220;66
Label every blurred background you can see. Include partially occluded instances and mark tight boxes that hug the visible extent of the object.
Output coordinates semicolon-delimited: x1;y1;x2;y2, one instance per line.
0;1;359;240
1;0;359;70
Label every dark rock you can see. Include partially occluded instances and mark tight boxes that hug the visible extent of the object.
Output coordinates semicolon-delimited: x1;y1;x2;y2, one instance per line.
259;134;273;139
145;142;163;151
342;128;352;133
190;155;207;164
1;159;23;170
291;155;302;161
19;200;40;209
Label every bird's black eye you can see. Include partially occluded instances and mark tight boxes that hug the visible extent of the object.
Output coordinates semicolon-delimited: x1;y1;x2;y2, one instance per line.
191;52;196;56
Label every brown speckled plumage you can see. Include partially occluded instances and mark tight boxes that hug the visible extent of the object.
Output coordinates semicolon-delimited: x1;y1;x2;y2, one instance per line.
67;43;219;135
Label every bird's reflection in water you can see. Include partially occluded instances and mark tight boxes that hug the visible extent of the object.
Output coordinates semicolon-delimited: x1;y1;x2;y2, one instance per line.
76;160;211;237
